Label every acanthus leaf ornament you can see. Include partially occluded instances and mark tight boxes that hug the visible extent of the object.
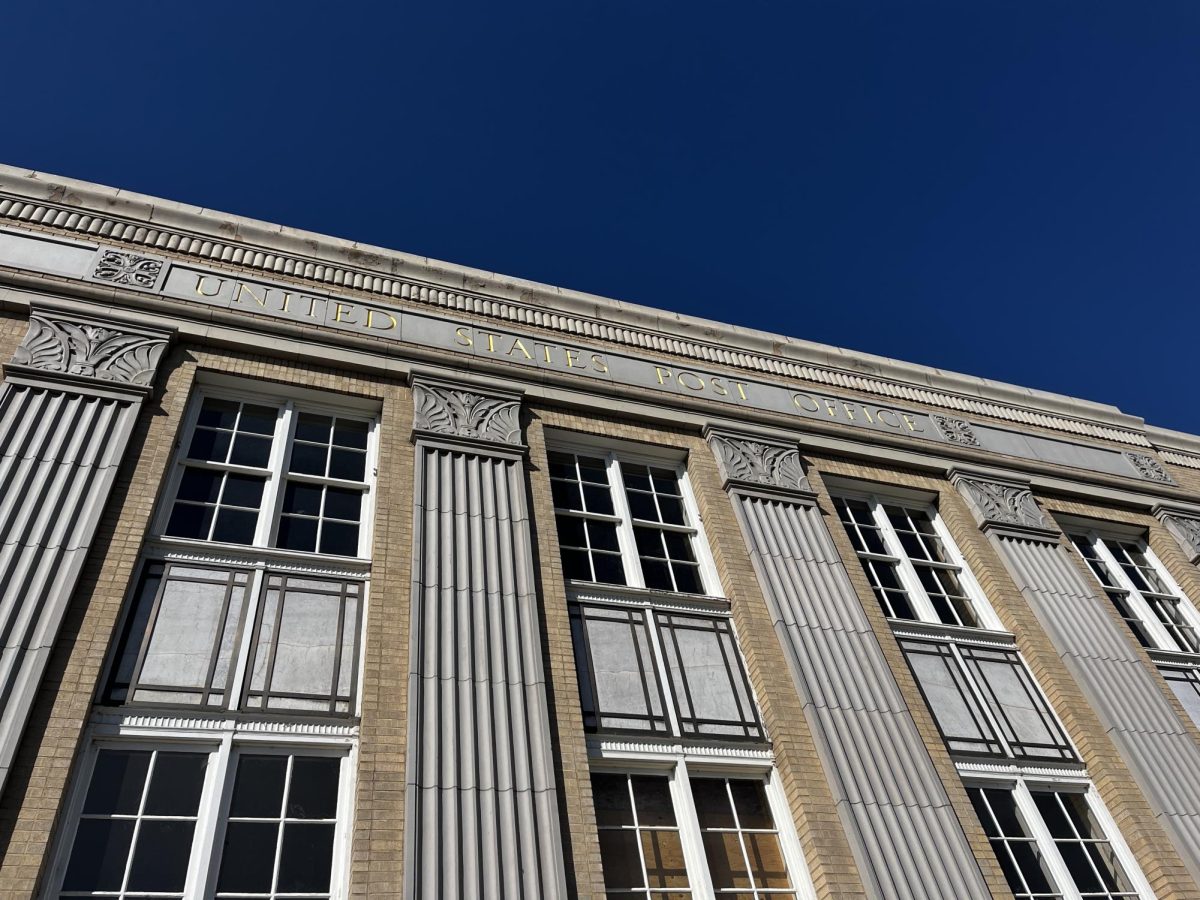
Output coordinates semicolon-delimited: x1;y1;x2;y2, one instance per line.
954;476;1049;531
707;431;811;494
412;381;522;446
10;313;169;387
1161;513;1200;564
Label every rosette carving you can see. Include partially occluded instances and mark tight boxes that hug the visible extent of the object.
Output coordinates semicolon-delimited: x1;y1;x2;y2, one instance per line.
412;381;521;445
932;414;980;447
91;249;164;288
10;313;169;387
1124;451;1175;484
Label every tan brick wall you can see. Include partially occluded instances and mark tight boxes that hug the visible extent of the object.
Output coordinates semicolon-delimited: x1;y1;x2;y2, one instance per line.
525;404;867;900
0;311;24;375
0;344;412;898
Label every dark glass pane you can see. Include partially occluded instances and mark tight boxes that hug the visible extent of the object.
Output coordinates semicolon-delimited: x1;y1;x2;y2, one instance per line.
984;789;1025;837
187;428;231;462
556;516;586;549
324;487;363;521
691;779;734;829
547;453;575;480
599;830;643;888
577;457;609;484
84;750;151;815
239;404;278;435
295;413;332;443
176;468;222;503
663;531;694;562
230;434;272;468
1008;840;1055;893
277;822;336;892
634;526;665;557
592;553;627;585
968;789;998;837
561;548;592;581
329;447;366;481
321;522;360;556
126;820;196;891
333;419;370;449
650;468;679;494
217;821;277;893
671;563;703;595
626;491;658;521
221;474;266;509
1059;843;1102;891
588;520;621;552
1058;791;1096;836
63;819;135;891
592;774;635;827
583;484;614;515
213;508;258;545
657;496;685;526
622;467;652;491
289;442;328;476
277;515;319;552
860;524;888;555
196;398;239;429
1033;792;1073;839
287;757;341;819
729;780;773;828
165;502;214;539
144;753;207;815
702;831;749;890
896;528;925;560
632;776;677;826
551;479;583;511
284;481;323;515
229;756;287;817
641;559;673;590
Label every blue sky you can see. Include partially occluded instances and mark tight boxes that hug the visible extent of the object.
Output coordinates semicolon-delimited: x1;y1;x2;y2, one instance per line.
7;2;1199;430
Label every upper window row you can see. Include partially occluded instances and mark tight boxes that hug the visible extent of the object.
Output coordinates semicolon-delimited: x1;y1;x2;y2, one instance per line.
550;450;715;596
162;395;376;559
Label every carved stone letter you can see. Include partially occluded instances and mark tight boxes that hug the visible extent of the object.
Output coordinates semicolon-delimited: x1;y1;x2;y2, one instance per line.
412;378;522;446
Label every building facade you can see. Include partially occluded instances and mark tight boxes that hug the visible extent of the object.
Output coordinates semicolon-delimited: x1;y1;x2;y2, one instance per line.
0;166;1199;900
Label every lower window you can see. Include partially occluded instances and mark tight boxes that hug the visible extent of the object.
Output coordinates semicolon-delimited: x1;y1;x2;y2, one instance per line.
967;782;1141;900
592;769;801;899
55;743;349;899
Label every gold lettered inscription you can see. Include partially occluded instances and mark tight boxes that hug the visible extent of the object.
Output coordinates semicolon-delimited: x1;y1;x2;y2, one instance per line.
460;326;611;376
654;366;750;403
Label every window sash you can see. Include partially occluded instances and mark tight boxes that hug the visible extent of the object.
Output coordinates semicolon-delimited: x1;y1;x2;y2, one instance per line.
1072;533;1200;655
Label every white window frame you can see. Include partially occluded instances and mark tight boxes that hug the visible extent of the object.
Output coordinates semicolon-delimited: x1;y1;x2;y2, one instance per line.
587;749;816;900
44;728;358;900
548;435;723;598
832;485;1005;632
1069;528;1200;655
155;382;381;562
960;770;1155;900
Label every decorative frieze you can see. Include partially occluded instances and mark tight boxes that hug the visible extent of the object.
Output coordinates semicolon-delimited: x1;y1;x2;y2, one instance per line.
706;430;811;495
411;378;522;447
951;473;1058;542
8;308;171;390
1124;451;1175;485
933;414;980;447
90;248;165;289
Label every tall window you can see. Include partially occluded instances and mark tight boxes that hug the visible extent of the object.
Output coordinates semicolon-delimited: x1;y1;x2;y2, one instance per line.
549;450;715;595
1069;532;1200;654
552;438;813;900
831;483;1151;899
50;382;375;898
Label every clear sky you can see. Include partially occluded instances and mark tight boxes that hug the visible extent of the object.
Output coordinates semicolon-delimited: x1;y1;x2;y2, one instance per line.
7;2;1199;431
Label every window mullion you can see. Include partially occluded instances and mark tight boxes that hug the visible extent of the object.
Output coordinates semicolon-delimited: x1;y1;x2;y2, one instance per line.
871;498;937;623
1093;535;1175;650
950;643;1017;757
606;455;645;589
187;738;233;899
676;466;723;598
929;508;1000;631
1013;783;1080;900
671;760;717;900
226;568;267;712
645;611;684;737
256;401;295;549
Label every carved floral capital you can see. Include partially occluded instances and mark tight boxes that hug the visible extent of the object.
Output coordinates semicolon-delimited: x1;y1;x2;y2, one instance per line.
952;474;1055;538
1160;513;1200;564
412;379;522;446
9;311;170;389
707;430;811;495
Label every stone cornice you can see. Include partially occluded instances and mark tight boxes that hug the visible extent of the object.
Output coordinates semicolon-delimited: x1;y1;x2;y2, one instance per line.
0;166;1159;454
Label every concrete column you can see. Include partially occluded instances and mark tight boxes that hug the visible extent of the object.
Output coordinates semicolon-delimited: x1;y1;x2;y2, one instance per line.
402;376;567;900
0;305;171;796
953;471;1200;883
706;429;992;900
